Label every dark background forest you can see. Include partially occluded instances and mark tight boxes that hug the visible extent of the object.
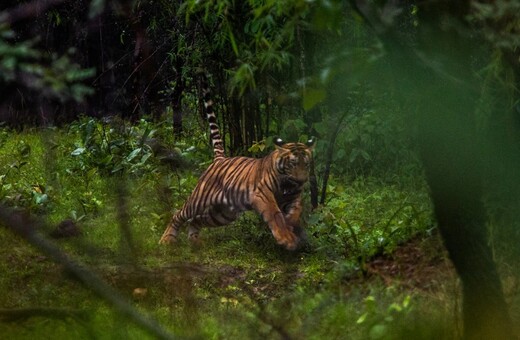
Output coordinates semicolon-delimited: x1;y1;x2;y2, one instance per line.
0;0;519;339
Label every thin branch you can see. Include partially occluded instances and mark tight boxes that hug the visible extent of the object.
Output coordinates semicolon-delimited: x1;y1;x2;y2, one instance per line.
319;111;349;205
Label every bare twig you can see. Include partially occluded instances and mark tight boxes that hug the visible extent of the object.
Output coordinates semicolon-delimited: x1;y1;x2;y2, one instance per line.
319;111;349;205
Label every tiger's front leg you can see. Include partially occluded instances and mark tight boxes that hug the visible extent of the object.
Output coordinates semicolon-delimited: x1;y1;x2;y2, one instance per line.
282;197;306;241
283;199;310;249
252;193;299;250
283;197;302;227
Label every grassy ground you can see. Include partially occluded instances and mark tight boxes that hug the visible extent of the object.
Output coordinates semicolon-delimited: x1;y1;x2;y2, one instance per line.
0;122;467;339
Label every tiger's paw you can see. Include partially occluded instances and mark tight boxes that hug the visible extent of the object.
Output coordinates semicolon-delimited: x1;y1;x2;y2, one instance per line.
159;234;177;245
274;230;299;251
284;238;299;251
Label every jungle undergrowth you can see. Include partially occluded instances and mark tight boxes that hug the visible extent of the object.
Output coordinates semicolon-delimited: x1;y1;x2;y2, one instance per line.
0;119;458;339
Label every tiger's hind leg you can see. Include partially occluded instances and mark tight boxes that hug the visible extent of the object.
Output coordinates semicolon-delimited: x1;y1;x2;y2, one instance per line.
159;213;204;246
159;211;187;245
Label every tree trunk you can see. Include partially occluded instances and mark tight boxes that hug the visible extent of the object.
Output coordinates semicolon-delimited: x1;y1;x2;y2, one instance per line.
418;98;514;340
172;56;185;138
352;1;516;337
309;157;318;209
402;29;514;340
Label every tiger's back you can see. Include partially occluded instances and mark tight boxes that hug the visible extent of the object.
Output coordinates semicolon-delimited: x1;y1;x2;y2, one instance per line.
159;76;315;250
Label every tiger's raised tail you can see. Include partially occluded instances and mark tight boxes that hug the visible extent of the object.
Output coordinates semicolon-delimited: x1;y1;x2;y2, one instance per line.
201;75;225;160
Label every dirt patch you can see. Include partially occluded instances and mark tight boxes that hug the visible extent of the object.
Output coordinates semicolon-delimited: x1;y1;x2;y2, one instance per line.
365;233;457;291
102;262;246;291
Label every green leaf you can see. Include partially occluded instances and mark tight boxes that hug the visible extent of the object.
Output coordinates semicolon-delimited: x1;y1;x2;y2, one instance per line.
35;193;48;205
360;150;371;160
126;148;142;162
87;168;98;178
226;23;239;57
303;88;326;111
71;147;85;156
364;295;376;310
349;149;359;163
356;312;368;324
402;295;411;308
140;152;152;164
388;302;402;313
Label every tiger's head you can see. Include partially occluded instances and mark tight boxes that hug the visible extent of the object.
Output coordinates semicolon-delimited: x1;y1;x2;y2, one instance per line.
273;137;316;183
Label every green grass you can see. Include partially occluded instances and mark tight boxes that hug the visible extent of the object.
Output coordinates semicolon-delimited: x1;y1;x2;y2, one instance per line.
0;122;461;339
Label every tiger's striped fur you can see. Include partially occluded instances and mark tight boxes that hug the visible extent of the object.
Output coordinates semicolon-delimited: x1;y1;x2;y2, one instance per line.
159;77;315;250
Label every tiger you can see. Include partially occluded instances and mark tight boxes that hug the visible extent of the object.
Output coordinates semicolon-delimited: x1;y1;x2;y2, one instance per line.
159;76;315;250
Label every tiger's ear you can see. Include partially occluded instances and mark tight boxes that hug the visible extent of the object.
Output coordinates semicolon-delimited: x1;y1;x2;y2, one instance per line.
274;137;285;149
306;136;316;150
